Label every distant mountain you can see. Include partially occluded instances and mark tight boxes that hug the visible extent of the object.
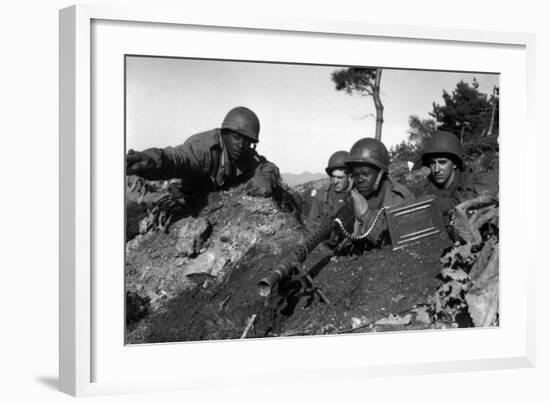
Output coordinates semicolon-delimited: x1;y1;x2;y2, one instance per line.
282;171;326;187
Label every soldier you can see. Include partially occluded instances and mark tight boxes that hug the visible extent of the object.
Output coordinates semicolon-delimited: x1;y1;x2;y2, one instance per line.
344;138;415;246
126;106;280;197
257;138;416;297
415;131;494;220
306;151;352;230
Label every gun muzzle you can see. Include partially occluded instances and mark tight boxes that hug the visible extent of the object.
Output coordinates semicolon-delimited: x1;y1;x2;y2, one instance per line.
257;220;337;298
257;263;292;297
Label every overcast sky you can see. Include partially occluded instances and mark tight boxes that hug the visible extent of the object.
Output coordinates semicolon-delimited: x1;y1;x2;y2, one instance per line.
126;56;499;174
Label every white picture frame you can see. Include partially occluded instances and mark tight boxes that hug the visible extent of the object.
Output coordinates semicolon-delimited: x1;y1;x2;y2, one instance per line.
59;4;536;397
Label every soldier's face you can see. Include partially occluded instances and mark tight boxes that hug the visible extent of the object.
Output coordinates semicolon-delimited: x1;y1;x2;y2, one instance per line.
331;169;351;193
223;131;252;161
351;165;380;198
429;157;456;188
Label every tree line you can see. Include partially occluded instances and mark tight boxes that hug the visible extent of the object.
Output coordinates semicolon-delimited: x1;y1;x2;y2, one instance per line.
331;67;499;165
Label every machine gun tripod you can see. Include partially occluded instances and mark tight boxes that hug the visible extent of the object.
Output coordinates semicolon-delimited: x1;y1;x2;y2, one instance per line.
279;260;331;305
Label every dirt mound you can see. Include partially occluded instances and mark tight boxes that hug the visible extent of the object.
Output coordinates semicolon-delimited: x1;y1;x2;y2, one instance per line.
125;182;458;344
271;233;452;336
125;185;306;341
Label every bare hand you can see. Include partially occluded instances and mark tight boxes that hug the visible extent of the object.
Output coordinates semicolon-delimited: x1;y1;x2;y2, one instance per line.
350;188;369;219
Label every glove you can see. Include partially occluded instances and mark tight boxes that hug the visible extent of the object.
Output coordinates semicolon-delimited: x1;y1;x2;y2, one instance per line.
245;175;273;197
126;149;156;177
245;163;279;197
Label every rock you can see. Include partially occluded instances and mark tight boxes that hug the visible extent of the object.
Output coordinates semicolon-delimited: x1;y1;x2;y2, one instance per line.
183;249;227;277
240;195;278;215
391;294;406;303
173;217;212;257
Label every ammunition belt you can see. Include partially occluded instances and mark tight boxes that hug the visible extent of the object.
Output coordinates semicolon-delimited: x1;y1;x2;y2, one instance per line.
334;207;387;241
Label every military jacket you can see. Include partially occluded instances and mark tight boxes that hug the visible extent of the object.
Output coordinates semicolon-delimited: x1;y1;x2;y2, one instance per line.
306;184;350;231
412;169;496;219
137;129;279;195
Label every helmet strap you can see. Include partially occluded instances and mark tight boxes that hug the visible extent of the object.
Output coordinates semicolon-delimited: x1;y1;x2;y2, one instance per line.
345;178;353;192
443;167;458;189
373;170;384;192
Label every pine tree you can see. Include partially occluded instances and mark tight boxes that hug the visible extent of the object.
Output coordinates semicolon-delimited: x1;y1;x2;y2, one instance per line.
332;67;384;140
430;78;498;143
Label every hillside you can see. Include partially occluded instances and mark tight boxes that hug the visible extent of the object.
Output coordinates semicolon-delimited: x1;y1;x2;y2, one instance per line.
282;171;325;186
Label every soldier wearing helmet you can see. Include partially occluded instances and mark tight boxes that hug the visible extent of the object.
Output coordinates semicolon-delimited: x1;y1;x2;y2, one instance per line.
126;106;280;197
422;130;464;187
345;137;414;245
306;151;352;231
414;131;493;218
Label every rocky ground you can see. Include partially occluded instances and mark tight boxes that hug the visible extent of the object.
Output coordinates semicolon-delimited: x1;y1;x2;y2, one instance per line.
125;173;499;344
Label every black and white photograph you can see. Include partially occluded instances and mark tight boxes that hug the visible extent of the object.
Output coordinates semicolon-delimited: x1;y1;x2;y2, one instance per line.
124;56;500;344
6;0;550;398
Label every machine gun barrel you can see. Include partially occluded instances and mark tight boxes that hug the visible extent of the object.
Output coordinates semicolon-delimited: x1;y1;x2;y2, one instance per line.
258;200;354;297
257;220;335;297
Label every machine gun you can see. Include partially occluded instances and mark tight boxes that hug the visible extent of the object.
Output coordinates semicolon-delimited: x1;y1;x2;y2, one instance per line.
257;201;356;302
257;195;445;301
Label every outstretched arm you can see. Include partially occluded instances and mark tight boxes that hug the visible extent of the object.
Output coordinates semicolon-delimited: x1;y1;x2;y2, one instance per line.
126;143;208;182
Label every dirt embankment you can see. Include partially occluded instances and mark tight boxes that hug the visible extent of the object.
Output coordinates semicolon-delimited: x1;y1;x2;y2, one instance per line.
125;182;465;344
125;186;306;342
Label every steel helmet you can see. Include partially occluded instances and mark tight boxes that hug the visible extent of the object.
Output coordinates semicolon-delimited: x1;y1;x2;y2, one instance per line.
221;107;260;143
421;131;464;169
325;151;349;175
345;138;390;172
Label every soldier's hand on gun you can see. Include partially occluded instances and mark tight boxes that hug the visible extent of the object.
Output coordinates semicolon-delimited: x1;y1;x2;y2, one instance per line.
350;188;369;220
126;150;155;176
